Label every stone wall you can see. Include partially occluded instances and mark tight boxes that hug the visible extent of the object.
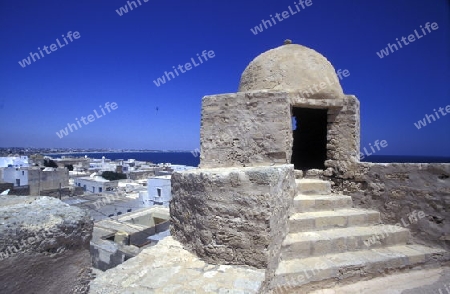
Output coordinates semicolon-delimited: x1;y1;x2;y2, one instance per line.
40;186;85;198
199;91;360;172
326;163;450;250
28;168;69;195
8;185;30;196
0;196;93;294
323;95;360;169
55;158;90;170
170;164;295;286
199;90;292;168
128;170;155;180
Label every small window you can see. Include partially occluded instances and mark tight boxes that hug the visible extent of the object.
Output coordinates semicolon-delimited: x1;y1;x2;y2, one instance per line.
22;171;25;175
99;187;102;192
157;188;162;197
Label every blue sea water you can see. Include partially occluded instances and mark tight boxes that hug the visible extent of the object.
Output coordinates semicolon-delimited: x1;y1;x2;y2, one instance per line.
47;152;201;167
46;152;450;167
362;155;450;163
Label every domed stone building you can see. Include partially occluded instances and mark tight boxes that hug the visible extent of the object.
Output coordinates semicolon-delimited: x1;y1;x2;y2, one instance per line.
198;42;359;172
169;42;448;292
238;43;344;98
90;43;449;293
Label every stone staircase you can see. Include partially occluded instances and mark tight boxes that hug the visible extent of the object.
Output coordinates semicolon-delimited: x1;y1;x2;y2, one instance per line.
270;179;448;293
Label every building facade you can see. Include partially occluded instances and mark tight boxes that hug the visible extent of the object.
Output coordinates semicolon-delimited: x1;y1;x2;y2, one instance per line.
1;167;28;187
146;175;171;206
74;176;116;194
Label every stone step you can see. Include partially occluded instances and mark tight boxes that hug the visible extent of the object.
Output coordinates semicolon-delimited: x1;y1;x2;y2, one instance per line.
293;194;353;213
272;244;447;293
282;225;410;260
296;179;331;195
289;208;381;233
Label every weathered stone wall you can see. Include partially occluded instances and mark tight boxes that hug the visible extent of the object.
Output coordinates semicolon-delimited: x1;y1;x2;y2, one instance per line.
0;196;93;294
40;186;85;198
7;185;30;196
28;168;69;195
199;91;292;168
199;91;360;172
326;163;450;250
128;170;155;180
55;158;90;170
170;164;295;284
324;95;360;169
288;92;345;108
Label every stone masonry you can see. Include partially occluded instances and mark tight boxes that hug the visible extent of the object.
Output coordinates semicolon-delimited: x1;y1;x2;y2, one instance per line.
325;162;450;250
91;43;449;293
171;165;295;288
199;91;293;168
0;196;93;294
169;43;367;291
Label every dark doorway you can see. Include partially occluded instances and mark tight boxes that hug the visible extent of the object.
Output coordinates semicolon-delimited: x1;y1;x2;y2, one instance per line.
291;107;328;170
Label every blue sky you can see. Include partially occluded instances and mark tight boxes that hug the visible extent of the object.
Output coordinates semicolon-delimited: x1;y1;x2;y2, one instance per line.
0;0;448;156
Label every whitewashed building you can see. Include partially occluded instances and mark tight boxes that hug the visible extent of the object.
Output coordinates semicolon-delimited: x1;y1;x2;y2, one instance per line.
74;176;115;193
0;156;29;168
88;157;116;172
1;167;28;187
145;175;171;206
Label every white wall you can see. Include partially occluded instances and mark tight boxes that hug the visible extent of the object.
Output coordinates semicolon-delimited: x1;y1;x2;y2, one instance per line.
139;191;149;207
146;176;171;206
89;162;116;171
74;178;107;193
2;167;28;186
0;156;29;168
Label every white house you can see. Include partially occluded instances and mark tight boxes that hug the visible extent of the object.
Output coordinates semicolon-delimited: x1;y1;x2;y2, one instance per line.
0;156;29;168
74;176;114;194
1;167;28;187
145;175;171;207
89;157;116;172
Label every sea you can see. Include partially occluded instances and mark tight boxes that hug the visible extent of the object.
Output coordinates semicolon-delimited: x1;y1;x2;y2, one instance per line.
361;155;450;163
44;152;450;167
46;152;201;167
